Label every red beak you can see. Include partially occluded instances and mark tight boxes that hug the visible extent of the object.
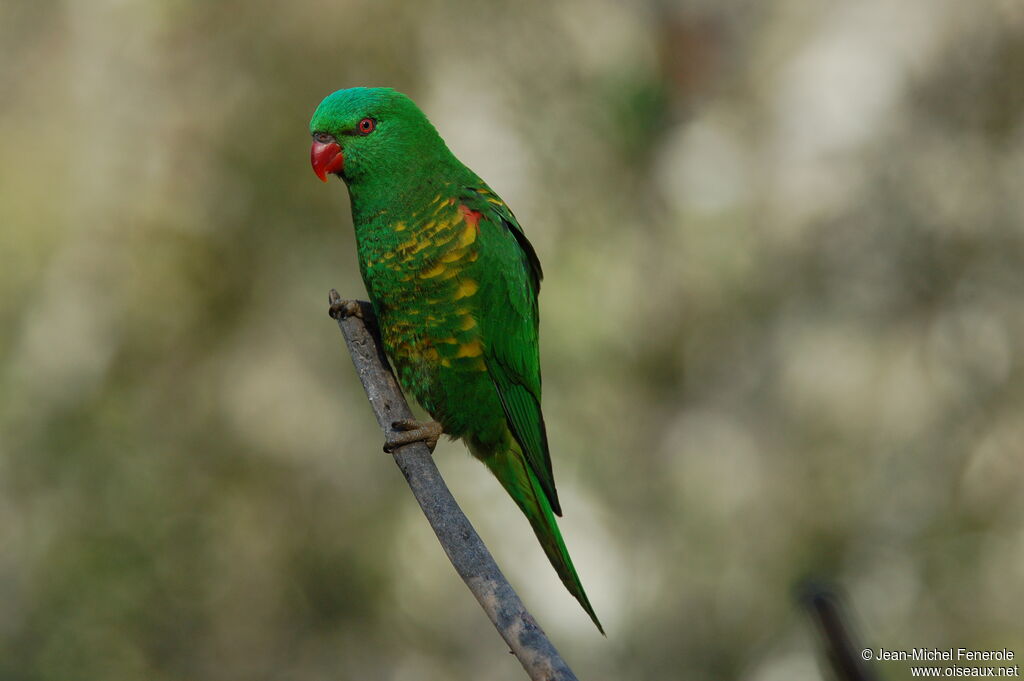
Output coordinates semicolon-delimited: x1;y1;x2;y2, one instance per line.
311;140;345;182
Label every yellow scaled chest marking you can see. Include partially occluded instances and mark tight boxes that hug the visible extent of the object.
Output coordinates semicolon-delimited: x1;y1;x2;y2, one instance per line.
419;262;447;279
454;279;478;299
455;339;483;358
377;195;489;374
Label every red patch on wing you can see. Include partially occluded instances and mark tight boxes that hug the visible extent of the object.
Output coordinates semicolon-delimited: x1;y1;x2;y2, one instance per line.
458;204;482;233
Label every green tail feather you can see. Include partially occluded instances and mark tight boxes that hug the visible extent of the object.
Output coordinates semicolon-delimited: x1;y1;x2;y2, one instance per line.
477;438;605;634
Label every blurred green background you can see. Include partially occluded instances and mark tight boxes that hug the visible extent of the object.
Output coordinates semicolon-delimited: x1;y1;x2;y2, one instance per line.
2;1;1023;679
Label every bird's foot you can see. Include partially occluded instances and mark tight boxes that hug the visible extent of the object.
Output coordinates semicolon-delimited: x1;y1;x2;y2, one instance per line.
384;419;444;453
328;289;363;320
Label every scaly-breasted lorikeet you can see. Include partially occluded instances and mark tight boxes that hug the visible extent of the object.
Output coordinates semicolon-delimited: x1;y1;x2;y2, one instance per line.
310;87;602;633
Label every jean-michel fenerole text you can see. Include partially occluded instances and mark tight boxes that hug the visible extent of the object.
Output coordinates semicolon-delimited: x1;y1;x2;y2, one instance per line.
874;648;1015;662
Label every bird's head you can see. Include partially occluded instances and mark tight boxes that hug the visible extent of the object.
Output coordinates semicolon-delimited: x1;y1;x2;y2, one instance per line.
309;87;446;185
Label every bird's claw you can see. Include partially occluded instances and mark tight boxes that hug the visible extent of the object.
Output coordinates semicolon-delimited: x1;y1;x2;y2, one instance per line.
328;289;363;320
383;419;443;453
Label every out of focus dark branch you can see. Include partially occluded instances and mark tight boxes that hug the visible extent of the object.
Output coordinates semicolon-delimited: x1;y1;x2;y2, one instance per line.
328;290;579;681
800;581;878;681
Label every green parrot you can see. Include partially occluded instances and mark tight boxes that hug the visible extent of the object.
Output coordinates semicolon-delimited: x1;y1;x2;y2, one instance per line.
310;87;602;633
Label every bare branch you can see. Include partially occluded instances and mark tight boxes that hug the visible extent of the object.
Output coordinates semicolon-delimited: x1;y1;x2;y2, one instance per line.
799;581;878;681
328;290;580;681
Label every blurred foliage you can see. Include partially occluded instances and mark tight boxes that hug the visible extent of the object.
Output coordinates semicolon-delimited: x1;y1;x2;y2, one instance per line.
2;1;1023;680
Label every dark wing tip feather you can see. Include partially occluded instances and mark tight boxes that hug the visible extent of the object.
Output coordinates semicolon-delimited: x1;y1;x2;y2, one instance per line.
536;412;561;516
491;375;561;515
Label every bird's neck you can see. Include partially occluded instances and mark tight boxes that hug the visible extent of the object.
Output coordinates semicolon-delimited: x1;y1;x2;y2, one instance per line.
345;150;473;225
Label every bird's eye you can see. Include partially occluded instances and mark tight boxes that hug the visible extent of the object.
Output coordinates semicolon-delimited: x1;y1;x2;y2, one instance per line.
357;118;376;135
313;131;333;144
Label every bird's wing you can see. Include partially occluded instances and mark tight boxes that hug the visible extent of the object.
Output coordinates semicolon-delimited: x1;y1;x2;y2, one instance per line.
462;187;560;515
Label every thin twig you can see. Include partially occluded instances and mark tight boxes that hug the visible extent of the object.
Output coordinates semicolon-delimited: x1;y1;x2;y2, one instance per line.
799;581;878;681
328;290;580;681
